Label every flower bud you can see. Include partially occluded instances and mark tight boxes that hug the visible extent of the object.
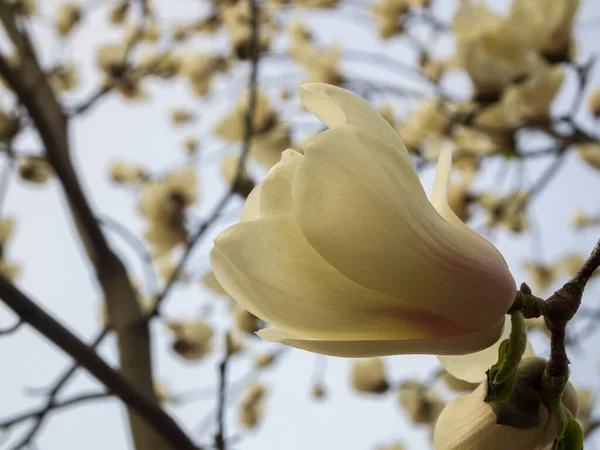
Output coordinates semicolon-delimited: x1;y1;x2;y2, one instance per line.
433;357;579;450
351;358;389;394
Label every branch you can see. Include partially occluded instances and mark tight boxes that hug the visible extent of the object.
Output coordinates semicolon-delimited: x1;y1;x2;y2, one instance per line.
0;276;200;450
0;319;22;336
0;8;168;449
0;392;112;429
512;239;600;394
214;335;233;450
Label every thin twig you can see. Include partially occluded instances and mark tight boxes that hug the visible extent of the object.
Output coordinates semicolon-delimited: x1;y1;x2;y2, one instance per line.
4;327;110;449
0;319;22;336
0;392;111;429
214;337;232;450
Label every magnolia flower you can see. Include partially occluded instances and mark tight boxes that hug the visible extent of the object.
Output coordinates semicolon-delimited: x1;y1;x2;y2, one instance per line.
398;380;445;426
110;161;147;184
479;191;529;233
96;44;128;77
375;443;406;450
0;218;19;282
351;358;389;394
167;319;213;361
55;3;82;37
232;304;261;334
371;0;409;39
395;99;449;150
221;0;274;59
502;54;564;123
254;352;275;368
215;91;292;168
239;383;268;428
49;64;80;92
0;218;14;247
453;2;531;99
509;0;579;60
109;1;129;25
18;157;52;184
0;109;19;142
139;169;197;256
138;51;181;79
180;53;226;98
575;143;600;171
0;259;20;282
211;83;516;357
446;176;474;223
523;261;557;293
288;21;312;59
183;136;199;156
576;388;595;433
433;357;579;450
311;383;326;399
571;209;600;229
587;87;600;117
170;108;195;126
154;380;177;404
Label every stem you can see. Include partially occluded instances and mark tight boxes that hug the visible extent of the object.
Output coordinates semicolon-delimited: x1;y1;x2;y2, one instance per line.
494;310;527;384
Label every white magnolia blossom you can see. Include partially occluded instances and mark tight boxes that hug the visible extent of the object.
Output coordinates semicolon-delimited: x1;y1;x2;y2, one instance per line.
211;83;516;357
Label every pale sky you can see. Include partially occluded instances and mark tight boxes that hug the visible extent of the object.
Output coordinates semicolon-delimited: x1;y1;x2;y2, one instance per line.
1;1;600;449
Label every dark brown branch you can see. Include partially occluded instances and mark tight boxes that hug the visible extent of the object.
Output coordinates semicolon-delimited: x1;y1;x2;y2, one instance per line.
0;276;199;450
0;8;168;449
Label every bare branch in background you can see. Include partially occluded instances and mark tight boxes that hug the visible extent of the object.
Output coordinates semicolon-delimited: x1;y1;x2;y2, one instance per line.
0;5;171;448
0;276;201;450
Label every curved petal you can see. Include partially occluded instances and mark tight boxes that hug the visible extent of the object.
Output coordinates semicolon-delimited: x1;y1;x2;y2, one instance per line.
293;125;516;330
257;321;505;358
431;147;511;266
438;314;535;383
259;150;303;217
298;82;415;171
431;146;473;231
240;183;262;222
433;382;548;450
211;215;472;342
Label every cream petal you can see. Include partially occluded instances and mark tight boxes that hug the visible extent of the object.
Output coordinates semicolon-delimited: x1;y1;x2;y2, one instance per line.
438;314;535;383
212;215;472;342
298;82;415;170
431;146;473;231
433;382;548;450
293;125;516;330
431;147;511;266
259;151;302;217
240;183;262;222
257;320;505;358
